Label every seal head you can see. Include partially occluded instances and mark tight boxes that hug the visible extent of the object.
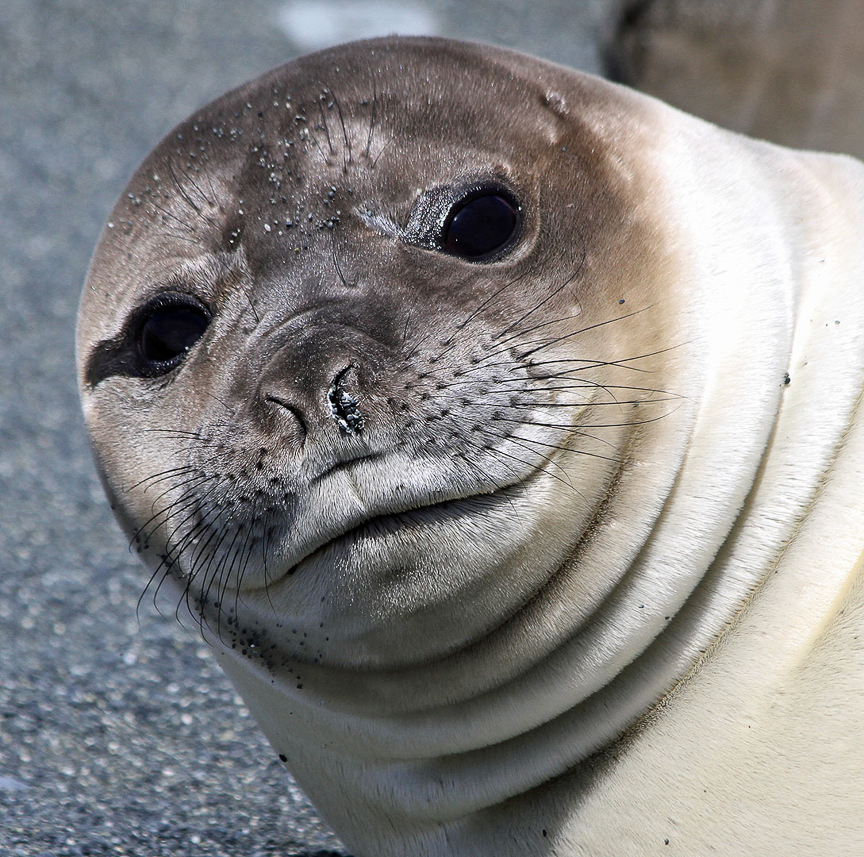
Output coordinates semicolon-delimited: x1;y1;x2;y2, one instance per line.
78;37;684;668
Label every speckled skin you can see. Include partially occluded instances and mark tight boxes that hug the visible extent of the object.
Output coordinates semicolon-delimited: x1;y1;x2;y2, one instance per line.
78;37;864;857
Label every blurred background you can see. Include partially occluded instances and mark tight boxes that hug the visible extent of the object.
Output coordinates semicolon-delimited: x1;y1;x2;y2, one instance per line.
3;1;864;855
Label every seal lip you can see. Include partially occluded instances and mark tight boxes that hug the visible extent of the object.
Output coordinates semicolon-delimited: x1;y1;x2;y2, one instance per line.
231;458;546;593
278;484;519;582
252;440;559;592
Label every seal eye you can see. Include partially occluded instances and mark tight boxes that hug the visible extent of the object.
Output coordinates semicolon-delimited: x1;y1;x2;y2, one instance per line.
137;301;210;371
443;191;521;260
84;292;211;387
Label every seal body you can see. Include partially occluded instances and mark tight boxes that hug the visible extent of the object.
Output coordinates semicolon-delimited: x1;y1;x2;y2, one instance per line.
77;37;864;856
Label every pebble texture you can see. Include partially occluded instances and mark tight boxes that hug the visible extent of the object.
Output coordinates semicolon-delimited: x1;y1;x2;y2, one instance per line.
0;1;610;853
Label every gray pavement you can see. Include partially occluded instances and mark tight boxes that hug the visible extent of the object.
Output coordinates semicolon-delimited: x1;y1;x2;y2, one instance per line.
0;2;614;854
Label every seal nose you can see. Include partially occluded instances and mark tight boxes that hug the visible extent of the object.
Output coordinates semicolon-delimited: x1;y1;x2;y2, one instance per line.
257;332;369;444
327;365;365;435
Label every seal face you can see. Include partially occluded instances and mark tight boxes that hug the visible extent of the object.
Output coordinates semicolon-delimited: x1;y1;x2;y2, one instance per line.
78;37;864;857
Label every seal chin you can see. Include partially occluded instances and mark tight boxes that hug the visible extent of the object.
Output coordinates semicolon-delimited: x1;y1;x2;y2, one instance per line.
193;455;591;669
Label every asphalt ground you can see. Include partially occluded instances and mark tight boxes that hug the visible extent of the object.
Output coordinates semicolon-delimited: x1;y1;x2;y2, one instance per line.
0;2;613;854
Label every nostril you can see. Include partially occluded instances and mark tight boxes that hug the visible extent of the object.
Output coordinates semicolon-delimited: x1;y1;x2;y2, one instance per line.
328;365;365;435
264;394;308;440
329;387;364;434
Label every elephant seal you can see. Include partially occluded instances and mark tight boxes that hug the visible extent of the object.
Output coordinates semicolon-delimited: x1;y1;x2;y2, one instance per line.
77;36;864;857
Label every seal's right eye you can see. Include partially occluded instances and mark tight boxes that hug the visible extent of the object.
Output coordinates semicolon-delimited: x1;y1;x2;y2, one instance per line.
83;292;211;388
137;302;210;369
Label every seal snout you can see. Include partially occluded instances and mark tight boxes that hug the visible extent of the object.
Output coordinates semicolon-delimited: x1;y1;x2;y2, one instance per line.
257;327;374;447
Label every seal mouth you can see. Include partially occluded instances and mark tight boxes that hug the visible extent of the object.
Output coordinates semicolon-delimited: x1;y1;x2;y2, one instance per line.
225;448;552;593
310;450;386;483
279;487;514;581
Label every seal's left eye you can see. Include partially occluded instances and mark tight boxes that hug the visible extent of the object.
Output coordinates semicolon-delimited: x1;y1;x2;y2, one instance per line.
137;302;210;369
443;191;521;261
